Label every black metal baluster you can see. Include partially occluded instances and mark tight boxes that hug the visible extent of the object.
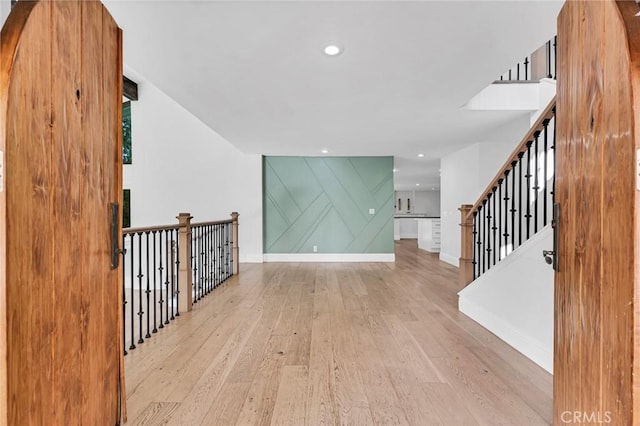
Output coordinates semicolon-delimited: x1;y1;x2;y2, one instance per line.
497;182;502;260
547;40;552;79
199;225;204;297
165;230;170;325
192;226;198;303
152;231;158;333
208;225;213;292
552;108;556;204
137;233;144;344
129;234;135;350
486;194;492;270
503;170;510;256
533;131;540;234
199;225;204;299
170;230;175;321
229;222;234;277
224;221;231;280
482;200;487;274
492;187;498;265
508;69;512;80
518;152;524;247
215;224;220;286
524;57;529;80
145;232;151;339
158;231;165;329
218;224;223;281
553;36;557;79
511;161;517;249
525;141;533;240
477;205;482;277
472;211;478;279
122;234;127;356
175;229;180;317
516;63;520;80
543;119;550;226
204;225;209;294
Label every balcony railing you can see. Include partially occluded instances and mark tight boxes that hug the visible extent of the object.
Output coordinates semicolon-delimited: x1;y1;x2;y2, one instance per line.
121;212;239;355
498;36;557;82
459;99;556;288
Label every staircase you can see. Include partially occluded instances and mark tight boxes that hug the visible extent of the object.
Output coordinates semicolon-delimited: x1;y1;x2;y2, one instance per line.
457;96;557;373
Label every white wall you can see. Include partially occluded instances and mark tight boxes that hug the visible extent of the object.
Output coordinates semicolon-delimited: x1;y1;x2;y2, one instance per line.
395;190;440;216
458;226;554;373
123;79;263;263
439;142;515;266
0;0;9;27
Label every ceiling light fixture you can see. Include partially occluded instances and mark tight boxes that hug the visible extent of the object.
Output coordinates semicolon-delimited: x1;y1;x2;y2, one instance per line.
321;149;329;154
323;44;343;56
418;153;424;158
393;168;397;172
416;183;420;186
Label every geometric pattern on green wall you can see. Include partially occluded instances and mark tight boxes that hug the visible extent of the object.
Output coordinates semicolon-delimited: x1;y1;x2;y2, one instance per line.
263;156;394;254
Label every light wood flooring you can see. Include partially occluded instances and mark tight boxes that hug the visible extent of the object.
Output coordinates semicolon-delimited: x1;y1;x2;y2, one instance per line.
124;240;552;425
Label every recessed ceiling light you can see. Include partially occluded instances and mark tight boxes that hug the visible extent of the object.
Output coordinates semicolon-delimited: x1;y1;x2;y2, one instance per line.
321;149;329;154
323;44;343;56
393;168;397;172
431;187;435;190
418;153;425;158
416;183;420;186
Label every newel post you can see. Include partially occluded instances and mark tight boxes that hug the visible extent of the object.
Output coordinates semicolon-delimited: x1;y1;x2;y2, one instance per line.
177;213;193;312
459;204;474;290
231;212;239;275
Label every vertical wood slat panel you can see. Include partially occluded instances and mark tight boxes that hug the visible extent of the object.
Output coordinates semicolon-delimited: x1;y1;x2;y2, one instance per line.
102;8;126;421
81;2;106;424
615;0;640;421
601;2;634;421
614;2;640;423
51;2;84;423
4;3;53;425
580;2;604;418
554;2;580;419
102;4;124;422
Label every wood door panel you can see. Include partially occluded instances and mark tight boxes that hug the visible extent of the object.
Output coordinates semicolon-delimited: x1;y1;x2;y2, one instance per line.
601;2;635;420
4;3;54;425
0;1;123;424
555;0;638;423
52;1;84;421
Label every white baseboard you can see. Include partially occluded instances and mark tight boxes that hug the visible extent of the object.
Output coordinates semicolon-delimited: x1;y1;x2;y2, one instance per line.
263;253;395;263
240;254;264;264
458;297;552;373
439;252;459;267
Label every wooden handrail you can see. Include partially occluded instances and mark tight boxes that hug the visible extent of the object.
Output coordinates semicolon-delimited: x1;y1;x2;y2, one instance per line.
124;218;233;234
466;96;556;221
191;219;233;227
123;224;180;234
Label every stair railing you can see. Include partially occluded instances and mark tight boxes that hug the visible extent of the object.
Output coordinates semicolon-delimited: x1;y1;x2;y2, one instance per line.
459;98;556;288
121;211;239;355
498;36;557;82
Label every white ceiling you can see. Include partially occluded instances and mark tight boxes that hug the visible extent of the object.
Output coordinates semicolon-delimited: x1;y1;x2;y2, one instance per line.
105;0;562;191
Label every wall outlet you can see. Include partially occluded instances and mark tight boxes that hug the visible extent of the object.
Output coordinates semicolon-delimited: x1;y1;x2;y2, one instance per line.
313;245;318;252
368;208;375;215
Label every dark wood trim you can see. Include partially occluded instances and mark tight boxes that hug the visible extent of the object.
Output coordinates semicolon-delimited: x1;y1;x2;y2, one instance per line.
123;75;138;101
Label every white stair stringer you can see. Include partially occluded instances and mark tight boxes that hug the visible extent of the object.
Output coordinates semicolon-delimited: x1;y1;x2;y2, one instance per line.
458;225;554;373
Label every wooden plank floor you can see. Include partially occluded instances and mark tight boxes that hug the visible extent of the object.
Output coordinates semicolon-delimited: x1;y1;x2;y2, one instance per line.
124;240;552;425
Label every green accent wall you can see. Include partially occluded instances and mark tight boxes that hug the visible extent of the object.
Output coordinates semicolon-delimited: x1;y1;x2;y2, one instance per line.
263;156;394;254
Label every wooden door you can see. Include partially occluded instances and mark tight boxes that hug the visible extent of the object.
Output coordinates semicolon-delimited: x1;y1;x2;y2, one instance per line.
0;1;123;424
555;0;640;423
